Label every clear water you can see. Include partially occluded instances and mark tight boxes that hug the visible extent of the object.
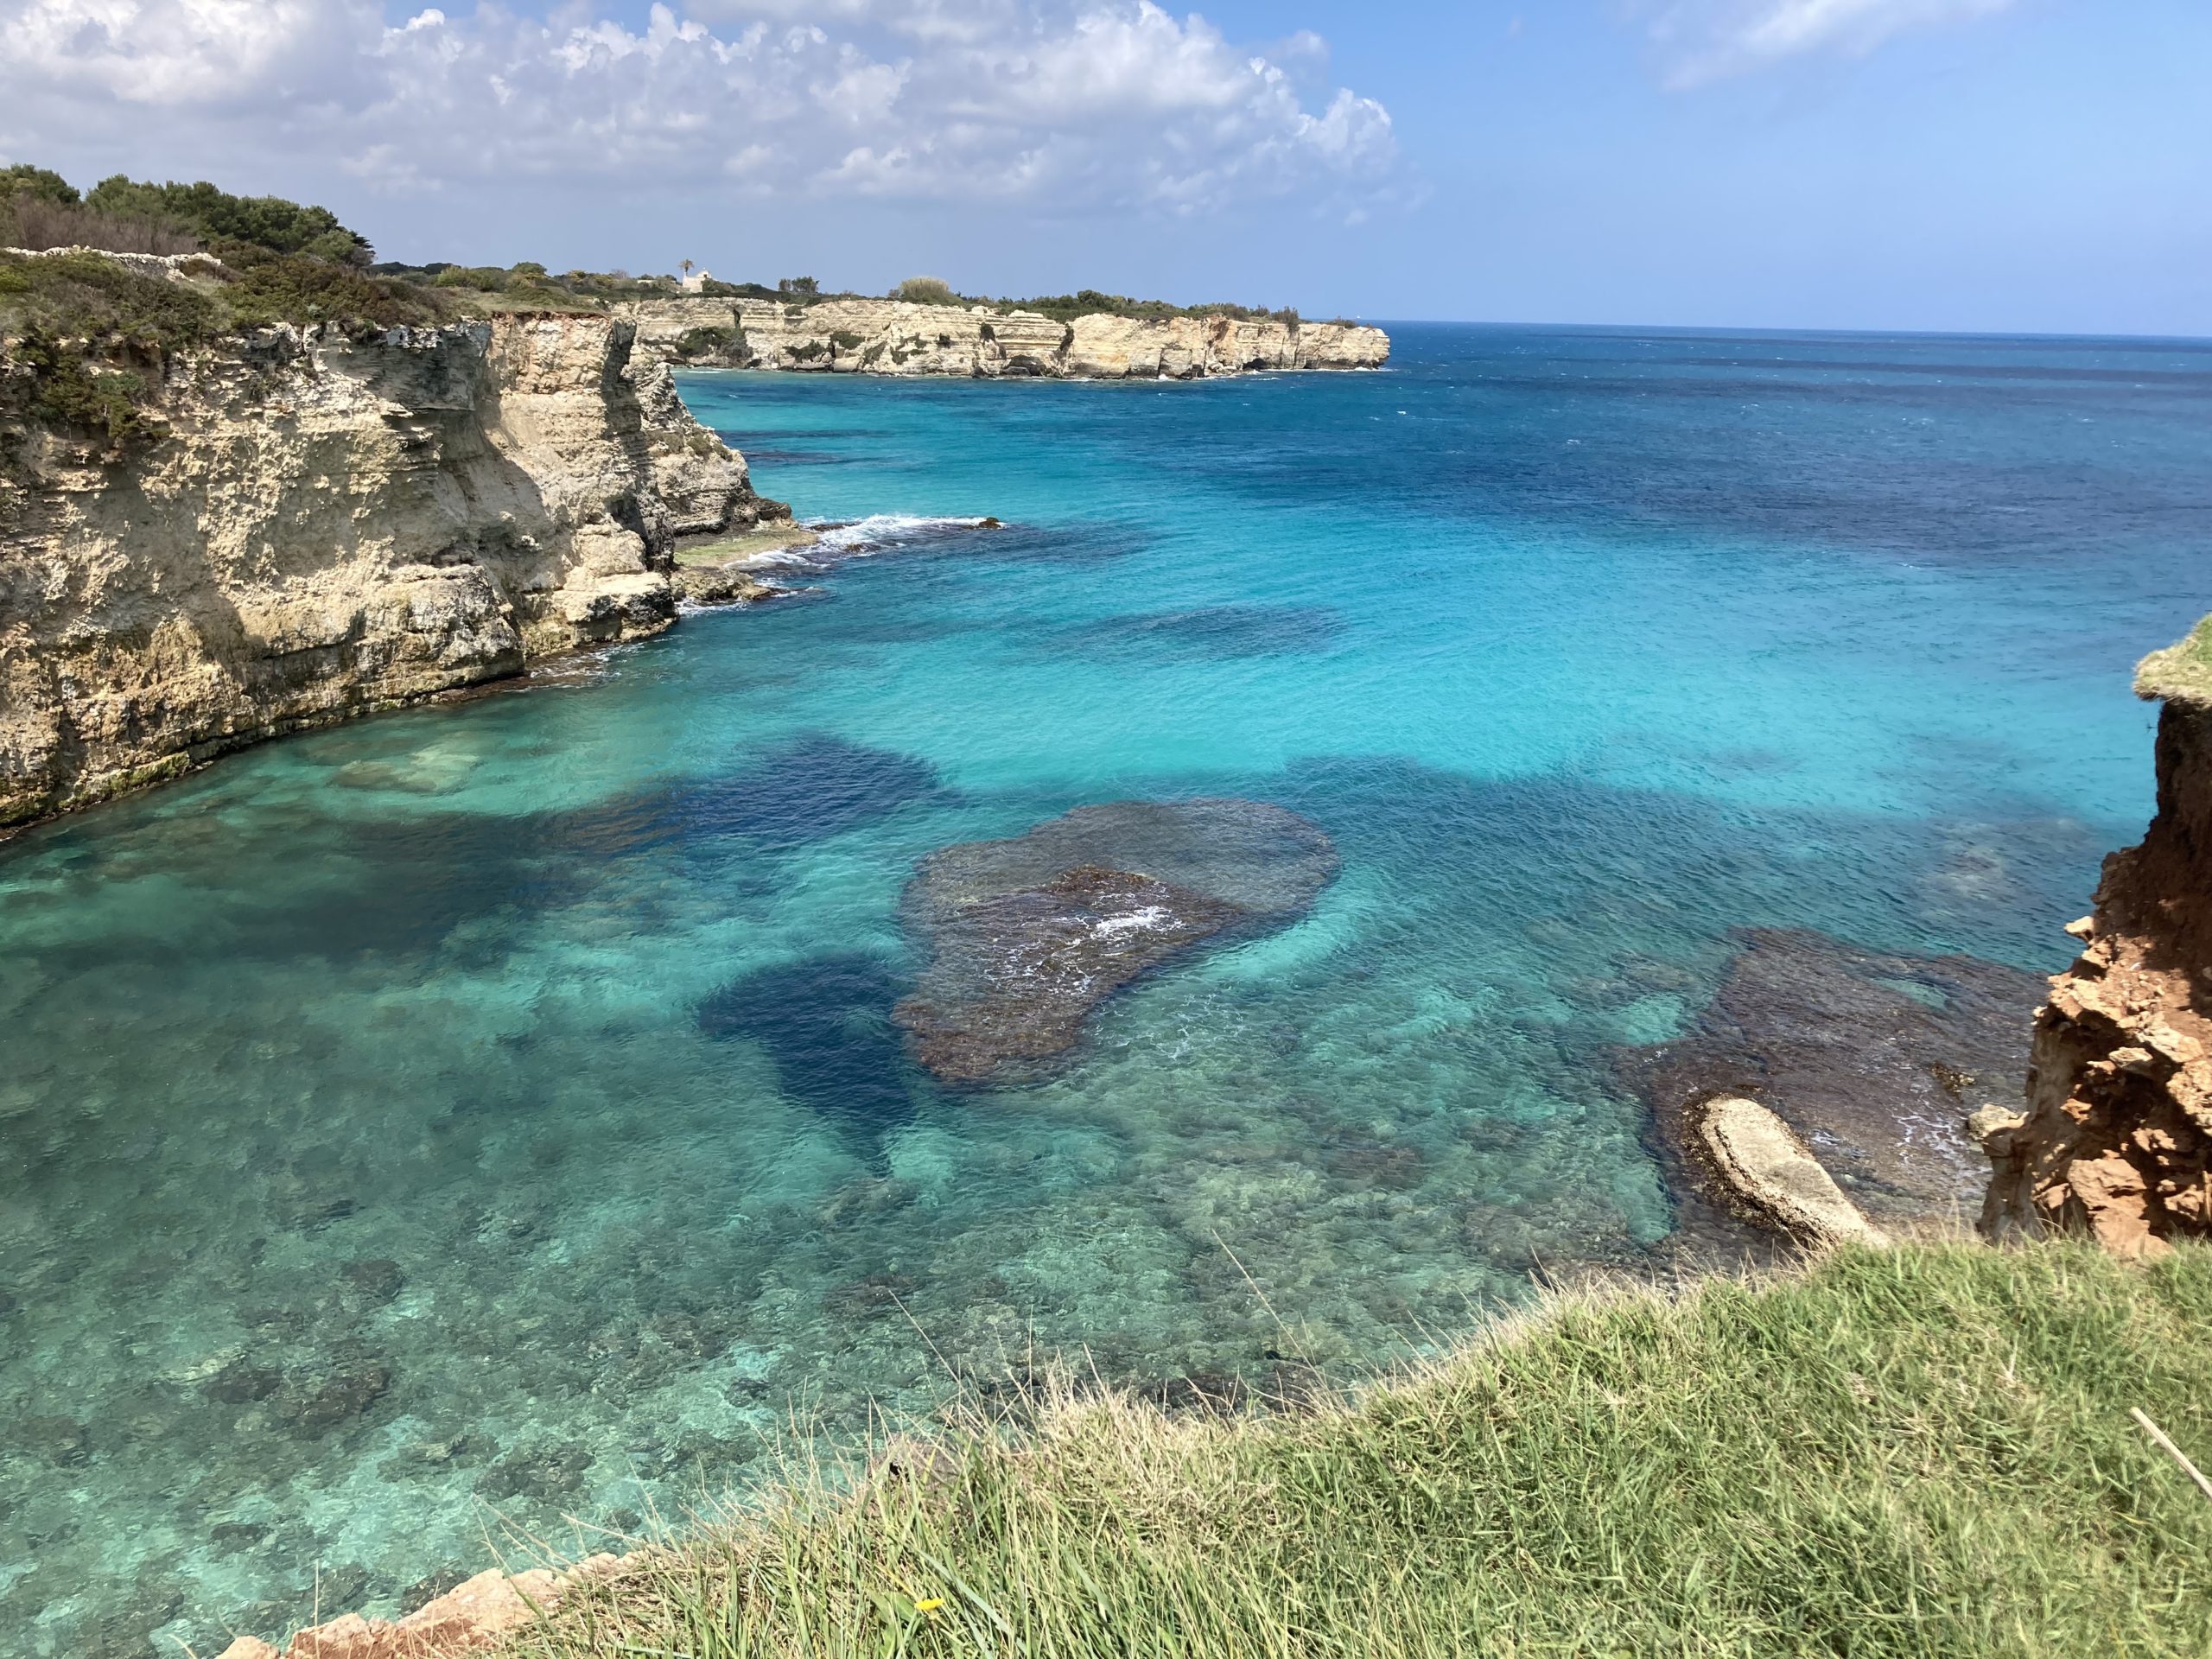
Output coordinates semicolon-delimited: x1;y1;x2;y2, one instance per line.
3;324;2208;1656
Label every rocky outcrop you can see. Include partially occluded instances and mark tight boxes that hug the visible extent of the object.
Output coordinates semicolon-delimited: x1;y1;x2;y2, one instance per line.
1624;928;2043;1254
216;1558;620;1659
894;798;1338;1085
618;296;1389;379
1693;1095;1888;1250
1980;625;2212;1254
1;308;785;827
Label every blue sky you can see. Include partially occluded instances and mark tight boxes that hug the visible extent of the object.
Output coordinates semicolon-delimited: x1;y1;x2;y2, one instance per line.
3;1;2205;334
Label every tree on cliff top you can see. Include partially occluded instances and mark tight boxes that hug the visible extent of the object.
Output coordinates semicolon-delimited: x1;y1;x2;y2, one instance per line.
0;165;79;209
82;175;372;265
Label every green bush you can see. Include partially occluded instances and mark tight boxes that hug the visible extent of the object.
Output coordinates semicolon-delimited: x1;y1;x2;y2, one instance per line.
0;164;79;209
674;325;741;359
430;265;512;291
219;245;442;329
830;329;865;351
893;275;957;304
81;175;372;263
11;330;156;442
0;250;221;354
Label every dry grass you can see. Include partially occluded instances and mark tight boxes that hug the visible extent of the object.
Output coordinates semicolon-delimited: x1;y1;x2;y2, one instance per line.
2135;614;2212;708
493;1239;2212;1659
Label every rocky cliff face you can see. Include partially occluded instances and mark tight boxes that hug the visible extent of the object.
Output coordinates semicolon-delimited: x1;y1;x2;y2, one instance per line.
1980;629;2212;1253
0;312;781;828
618;296;1389;378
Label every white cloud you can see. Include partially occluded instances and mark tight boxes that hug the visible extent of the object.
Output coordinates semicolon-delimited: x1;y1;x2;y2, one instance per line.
1650;0;2018;86
3;0;370;105
0;0;1395;214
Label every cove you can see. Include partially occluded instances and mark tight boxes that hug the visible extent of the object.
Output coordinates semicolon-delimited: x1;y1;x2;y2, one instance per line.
1;324;2208;1657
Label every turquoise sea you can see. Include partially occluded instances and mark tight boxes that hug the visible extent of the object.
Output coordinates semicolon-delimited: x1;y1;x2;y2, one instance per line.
2;324;2209;1655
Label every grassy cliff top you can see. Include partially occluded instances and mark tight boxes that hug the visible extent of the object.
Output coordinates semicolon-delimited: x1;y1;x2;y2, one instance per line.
2135;614;2212;707
490;1239;2212;1659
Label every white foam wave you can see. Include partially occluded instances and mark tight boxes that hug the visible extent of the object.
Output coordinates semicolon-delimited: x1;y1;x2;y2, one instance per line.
807;514;991;556
1091;906;1173;939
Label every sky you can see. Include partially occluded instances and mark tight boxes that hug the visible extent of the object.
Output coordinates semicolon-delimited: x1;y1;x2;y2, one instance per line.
2;0;2205;334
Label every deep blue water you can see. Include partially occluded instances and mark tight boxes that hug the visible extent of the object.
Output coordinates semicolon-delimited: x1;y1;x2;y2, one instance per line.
1;323;2207;1655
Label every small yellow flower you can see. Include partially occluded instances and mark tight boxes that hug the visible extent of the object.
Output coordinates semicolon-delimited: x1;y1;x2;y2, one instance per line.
914;1597;946;1614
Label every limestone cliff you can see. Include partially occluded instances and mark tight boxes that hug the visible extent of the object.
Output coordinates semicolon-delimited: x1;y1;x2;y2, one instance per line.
0;311;783;828
1980;620;2212;1253
617;296;1389;378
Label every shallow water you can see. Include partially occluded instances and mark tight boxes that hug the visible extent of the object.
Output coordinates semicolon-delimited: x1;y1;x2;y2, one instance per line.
2;324;2208;1655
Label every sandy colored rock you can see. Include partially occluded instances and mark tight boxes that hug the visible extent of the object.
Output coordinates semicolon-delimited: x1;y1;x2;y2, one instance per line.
271;1565;569;1656
2;293;785;828
617;296;1389;378
1694;1095;1889;1249
1980;646;2212;1255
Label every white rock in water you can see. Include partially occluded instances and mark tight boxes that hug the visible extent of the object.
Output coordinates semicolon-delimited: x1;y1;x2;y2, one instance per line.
1696;1095;1889;1250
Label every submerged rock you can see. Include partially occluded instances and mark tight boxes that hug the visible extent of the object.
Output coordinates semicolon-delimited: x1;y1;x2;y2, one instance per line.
894;799;1338;1085
1620;927;2043;1252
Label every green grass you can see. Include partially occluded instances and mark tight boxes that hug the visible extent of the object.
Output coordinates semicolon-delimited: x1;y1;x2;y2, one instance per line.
498;1240;2212;1658
2136;615;2212;708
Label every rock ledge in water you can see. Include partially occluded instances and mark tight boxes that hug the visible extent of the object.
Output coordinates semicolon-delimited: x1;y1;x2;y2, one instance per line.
894;798;1338;1085
1694;1095;1889;1250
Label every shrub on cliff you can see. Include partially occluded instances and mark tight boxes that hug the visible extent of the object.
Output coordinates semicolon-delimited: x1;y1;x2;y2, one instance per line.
2136;614;2212;707
0;253;223;442
431;265;513;291
0;251;221;355
81;175;372;265
674;324;744;360
893;276;957;304
219;246;443;330
0;163;79;207
8;331;156;442
2;196;204;257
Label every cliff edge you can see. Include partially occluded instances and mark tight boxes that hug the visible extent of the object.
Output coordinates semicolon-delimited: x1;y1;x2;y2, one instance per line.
0;308;782;828
1980;616;2212;1253
616;296;1389;379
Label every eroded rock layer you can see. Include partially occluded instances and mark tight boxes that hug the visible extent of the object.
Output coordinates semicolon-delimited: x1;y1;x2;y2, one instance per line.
1981;672;2212;1254
1;313;784;827
895;798;1339;1084
619;296;1390;378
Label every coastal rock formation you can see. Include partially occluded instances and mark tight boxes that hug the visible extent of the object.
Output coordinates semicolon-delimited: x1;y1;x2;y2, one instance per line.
618;296;1390;379
216;1557;620;1659
1624;929;2043;1249
1980;624;2212;1254
0;307;784;826
1693;1095;1888;1250
895;798;1338;1084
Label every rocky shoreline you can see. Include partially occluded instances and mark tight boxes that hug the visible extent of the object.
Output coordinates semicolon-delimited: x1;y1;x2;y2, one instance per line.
617;296;1390;379
0;312;785;832
1979;629;2212;1252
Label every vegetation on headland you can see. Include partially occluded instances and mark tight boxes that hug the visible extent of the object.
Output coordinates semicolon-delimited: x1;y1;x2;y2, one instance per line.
400;261;1313;323
493;1240;2211;1659
2136;614;2212;708
3;160;1348;442
1;166;440;442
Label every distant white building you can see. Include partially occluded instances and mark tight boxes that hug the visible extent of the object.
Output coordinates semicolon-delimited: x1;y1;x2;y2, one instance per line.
680;268;712;294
